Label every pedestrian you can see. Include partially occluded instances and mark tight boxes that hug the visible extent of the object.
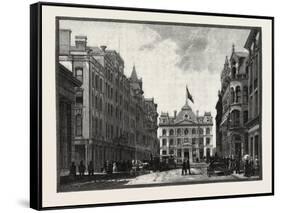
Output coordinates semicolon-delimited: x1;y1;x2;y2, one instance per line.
235;158;240;174
186;158;191;175
103;161;107;173
69;162;76;177
88;160;94;176
244;159;249;177
78;160;86;176
182;160;187;175
113;161;117;173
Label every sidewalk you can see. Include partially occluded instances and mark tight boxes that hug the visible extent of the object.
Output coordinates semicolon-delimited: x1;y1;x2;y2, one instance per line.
60;170;151;185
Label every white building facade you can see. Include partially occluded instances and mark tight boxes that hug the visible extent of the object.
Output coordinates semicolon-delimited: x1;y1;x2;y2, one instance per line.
159;96;214;164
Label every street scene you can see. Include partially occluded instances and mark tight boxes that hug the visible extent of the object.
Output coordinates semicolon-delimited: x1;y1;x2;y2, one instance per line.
57;19;262;192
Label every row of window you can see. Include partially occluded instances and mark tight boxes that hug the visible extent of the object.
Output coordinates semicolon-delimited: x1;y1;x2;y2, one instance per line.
161;148;208;156
161;127;211;136
161;137;211;146
230;85;248;104
228;109;249;127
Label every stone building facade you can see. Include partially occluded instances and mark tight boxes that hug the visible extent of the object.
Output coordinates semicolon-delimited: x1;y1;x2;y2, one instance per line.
158;91;213;164
219;45;249;159
215;91;223;156
244;29;261;167
58;29;159;173
217;29;261;168
57;63;82;178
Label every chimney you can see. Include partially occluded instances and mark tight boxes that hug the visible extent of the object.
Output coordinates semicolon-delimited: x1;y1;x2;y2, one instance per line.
59;29;71;55
174;110;177;118
75;35;87;51
196;110;199;118
100;45;107;52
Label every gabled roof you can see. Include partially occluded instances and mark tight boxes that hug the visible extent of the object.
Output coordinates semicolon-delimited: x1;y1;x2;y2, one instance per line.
174;101;197;124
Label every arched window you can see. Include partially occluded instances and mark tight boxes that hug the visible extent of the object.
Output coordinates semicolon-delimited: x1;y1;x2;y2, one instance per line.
243;86;248;104
206;128;210;135
236;86;241;103
169;129;174;136
75;114;82;136
232;67;236;78
162;129;166;136
192;128;196;135
184;128;189;135
231;110;240;127
199;128;203;135
177;128;181;136
231;87;235;103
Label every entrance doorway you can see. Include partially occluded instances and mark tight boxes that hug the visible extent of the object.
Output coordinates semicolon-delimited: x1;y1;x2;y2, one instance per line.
184;149;189;160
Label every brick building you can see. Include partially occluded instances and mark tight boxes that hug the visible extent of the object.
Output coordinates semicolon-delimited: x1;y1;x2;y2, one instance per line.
58;29;159;173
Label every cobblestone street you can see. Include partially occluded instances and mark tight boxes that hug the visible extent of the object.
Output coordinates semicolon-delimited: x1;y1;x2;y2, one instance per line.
60;166;259;192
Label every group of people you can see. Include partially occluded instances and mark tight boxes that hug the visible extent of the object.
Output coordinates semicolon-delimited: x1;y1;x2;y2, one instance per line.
217;155;260;177
181;159;191;175
69;160;94;176
244;158;259;177
103;160;134;174
69;159;140;176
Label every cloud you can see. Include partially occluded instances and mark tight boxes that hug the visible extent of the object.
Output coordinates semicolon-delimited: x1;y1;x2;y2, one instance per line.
59;19;250;129
139;25;249;73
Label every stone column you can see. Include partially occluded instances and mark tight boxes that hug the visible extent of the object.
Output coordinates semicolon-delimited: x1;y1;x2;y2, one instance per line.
189;149;192;163
85;143;88;171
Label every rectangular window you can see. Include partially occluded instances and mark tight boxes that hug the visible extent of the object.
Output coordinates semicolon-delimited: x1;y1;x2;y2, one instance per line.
95;75;99;90
254;135;259;157
206;137;210;146
169;139;174;146
99;78;103;92
254;91;258;117
162;150;167;155
92;73;95;88
162;139;167;146
243;111;248;124
177;149;182;157
99;119;102;135
199;138;204;146
177;138;181;146
76;90;83;104
75;67;83;82
75;114;82;136
192;138;196;145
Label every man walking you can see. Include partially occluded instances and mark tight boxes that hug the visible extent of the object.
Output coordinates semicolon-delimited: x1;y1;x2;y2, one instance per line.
186;158;191;175
88;160;94;176
182;160;187;175
78;160;86;176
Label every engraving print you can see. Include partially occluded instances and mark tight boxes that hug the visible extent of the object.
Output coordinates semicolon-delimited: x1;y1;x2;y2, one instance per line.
56;18;262;192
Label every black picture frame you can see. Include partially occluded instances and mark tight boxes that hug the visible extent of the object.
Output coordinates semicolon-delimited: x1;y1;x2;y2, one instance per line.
30;1;274;210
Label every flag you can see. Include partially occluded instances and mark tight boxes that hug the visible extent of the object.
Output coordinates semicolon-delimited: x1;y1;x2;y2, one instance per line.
186;85;194;103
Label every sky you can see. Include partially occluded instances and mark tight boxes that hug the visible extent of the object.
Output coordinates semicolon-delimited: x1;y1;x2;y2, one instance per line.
60;20;250;142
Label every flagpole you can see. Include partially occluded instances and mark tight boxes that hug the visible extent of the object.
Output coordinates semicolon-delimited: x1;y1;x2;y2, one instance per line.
186;85;188;106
